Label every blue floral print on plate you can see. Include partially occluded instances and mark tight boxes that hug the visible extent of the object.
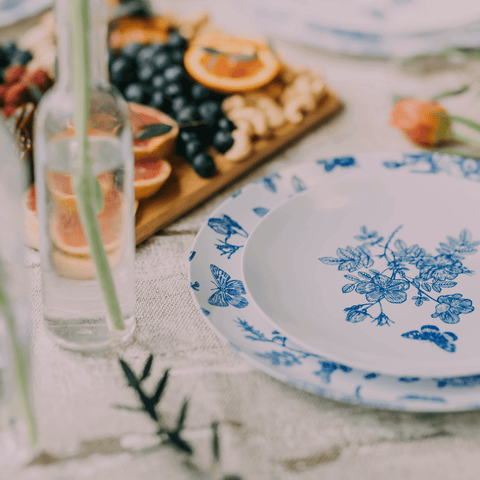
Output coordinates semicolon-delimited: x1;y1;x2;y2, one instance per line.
189;152;480;412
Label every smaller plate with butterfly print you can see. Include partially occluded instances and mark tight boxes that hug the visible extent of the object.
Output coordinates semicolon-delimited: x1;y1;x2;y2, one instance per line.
189;152;480;411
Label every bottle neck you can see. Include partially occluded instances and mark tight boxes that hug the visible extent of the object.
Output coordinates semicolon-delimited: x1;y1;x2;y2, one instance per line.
55;0;109;90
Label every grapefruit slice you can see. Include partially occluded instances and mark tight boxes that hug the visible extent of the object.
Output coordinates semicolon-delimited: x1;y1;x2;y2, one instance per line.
184;31;281;93
129;103;179;161
134;157;172;200
51;244;123;280
23;184;139;251
46;170;114;214
50;189;124;257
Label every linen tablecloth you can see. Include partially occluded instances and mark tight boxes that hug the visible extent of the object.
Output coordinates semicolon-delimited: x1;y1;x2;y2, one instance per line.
8;3;480;479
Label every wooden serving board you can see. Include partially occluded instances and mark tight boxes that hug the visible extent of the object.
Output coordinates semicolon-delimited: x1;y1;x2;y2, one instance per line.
135;87;341;244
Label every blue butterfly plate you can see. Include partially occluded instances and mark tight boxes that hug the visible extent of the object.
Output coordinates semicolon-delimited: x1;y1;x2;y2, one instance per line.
188;152;480;412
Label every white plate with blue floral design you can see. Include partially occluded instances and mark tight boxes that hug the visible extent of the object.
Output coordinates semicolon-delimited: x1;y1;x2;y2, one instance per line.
188;152;480;412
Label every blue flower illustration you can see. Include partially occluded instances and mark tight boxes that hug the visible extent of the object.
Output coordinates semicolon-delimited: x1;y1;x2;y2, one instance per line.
314;361;352;384
345;306;369;323
257;350;301;367
435;374;480;388
234;318;354;383
431;294;474;324
355;273;409;304
319;226;477;335
320;245;373;272
190;281;199;291
208;264;248;309
415;254;471;281
402;325;458;352
373;312;393;326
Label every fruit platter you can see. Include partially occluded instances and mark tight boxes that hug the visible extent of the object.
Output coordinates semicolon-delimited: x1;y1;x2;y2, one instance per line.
9;7;341;248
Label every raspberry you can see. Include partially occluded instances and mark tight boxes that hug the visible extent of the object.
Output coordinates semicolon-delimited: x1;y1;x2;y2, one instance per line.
4;82;29;106
0;84;8;103
2;104;17;118
25;69;53;92
4;65;26;85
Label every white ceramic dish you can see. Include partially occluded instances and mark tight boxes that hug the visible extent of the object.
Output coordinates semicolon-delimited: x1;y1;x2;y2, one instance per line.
239;0;480;57
0;0;51;27
188;152;480;411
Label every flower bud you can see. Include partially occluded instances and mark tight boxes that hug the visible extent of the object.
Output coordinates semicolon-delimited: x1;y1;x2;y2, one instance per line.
389;98;451;147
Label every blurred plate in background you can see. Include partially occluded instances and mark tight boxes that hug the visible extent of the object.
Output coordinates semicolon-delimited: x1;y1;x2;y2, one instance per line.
238;0;480;57
0;0;52;27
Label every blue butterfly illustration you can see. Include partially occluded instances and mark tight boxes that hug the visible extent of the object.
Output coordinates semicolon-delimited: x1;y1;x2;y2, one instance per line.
401;325;457;353
208;264;248;308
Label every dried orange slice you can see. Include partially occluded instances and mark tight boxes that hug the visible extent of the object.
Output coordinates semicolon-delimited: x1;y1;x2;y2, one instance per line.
129;103;179;161
134;157;172;200
109;16;169;50
184;31;281;93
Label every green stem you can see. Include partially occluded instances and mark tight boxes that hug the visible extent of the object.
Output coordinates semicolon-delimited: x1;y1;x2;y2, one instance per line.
432;84;470;101
451;131;480;151
449;115;480;134
0;264;37;448
69;0;124;331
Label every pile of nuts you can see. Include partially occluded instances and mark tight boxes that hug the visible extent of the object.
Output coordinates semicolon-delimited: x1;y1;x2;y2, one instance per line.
221;65;327;161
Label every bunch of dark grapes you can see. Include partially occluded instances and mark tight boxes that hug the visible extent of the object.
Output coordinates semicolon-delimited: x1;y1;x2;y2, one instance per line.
0;41;33;77
109;31;235;178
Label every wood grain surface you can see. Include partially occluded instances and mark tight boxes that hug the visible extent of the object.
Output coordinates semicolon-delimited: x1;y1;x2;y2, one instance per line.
134;87;341;244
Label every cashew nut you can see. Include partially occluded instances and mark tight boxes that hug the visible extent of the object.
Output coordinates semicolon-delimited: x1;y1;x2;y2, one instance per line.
232;118;254;136
280;74;314;104
227;107;269;137
310;78;327;99
224;128;252;162
244;93;286;129
284;93;316;124
222;95;246;114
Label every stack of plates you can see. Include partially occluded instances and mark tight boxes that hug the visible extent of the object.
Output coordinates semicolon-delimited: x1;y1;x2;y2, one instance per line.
189;152;480;412
238;0;480;57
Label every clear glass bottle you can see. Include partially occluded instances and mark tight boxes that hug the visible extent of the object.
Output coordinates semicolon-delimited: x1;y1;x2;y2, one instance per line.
34;0;136;351
0;120;37;470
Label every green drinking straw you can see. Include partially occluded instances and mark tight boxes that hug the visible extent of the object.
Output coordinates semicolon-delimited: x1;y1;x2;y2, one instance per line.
0;262;37;448
68;0;125;331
